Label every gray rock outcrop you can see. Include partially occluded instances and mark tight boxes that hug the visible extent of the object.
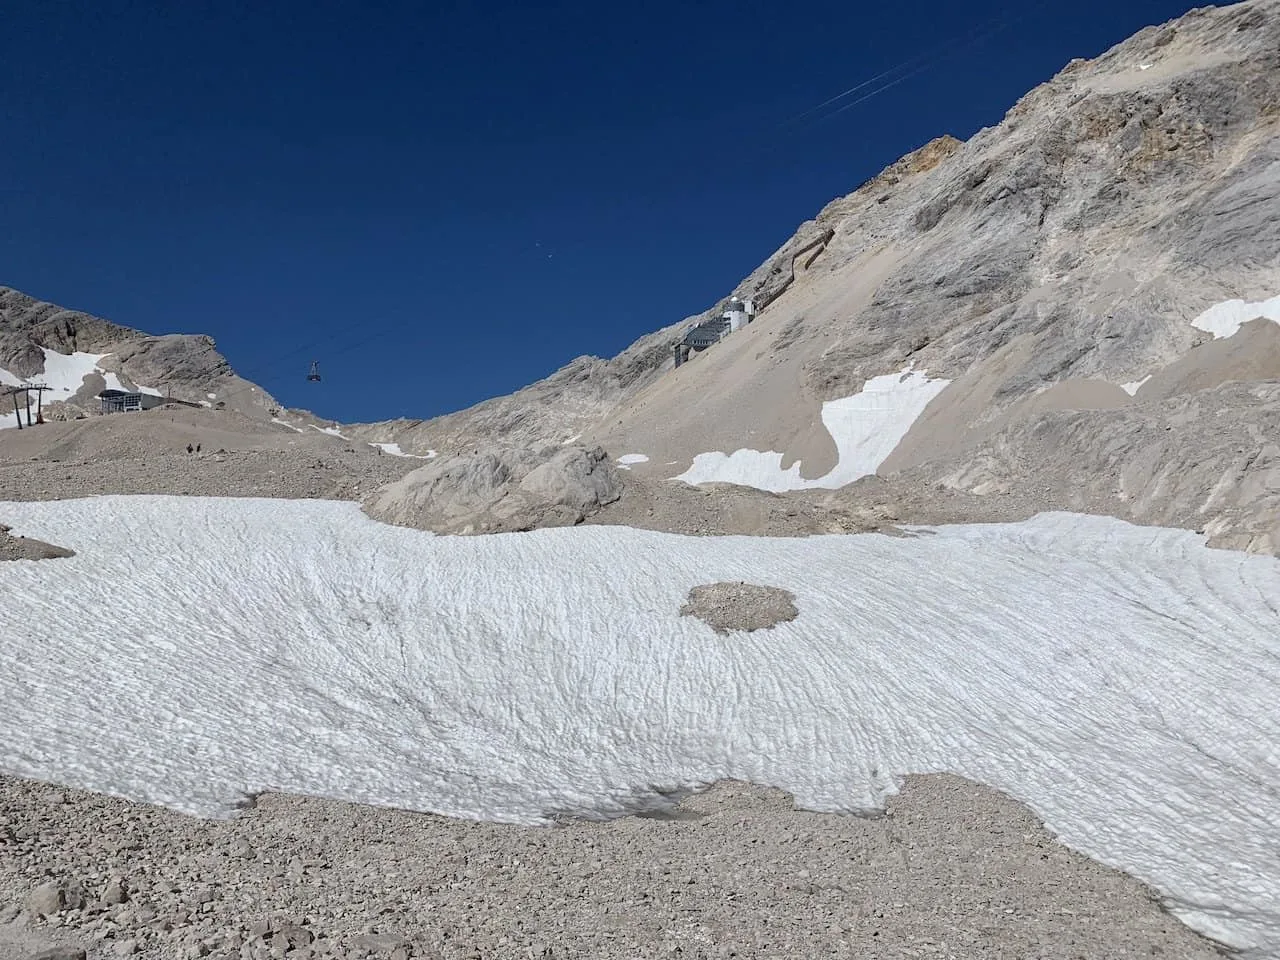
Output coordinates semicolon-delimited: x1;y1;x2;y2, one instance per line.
0;286;279;420
349;0;1280;554
363;444;624;535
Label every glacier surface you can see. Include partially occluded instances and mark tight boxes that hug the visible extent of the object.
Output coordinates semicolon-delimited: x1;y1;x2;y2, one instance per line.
2;496;1279;953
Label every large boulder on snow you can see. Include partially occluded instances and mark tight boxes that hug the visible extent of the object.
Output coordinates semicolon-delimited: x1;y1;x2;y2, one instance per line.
363;444;624;535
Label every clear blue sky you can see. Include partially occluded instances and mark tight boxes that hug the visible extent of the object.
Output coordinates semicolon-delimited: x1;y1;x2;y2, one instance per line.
3;0;1195;424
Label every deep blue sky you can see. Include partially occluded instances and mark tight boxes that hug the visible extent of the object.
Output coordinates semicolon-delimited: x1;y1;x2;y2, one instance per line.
3;0;1197;423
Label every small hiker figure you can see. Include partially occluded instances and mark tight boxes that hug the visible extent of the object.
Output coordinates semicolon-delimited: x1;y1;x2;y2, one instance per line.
196;443;201;453
186;443;193;454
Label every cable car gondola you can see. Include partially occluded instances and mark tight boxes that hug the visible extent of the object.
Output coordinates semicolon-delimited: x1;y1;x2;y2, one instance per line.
307;360;322;382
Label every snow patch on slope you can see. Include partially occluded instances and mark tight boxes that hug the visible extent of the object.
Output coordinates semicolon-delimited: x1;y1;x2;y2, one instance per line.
1190;294;1280;340
1120;375;1151;396
616;454;649;470
674;367;951;492
0;349;163;399
370;442;436;459
1;497;1279;951
38;349;148;396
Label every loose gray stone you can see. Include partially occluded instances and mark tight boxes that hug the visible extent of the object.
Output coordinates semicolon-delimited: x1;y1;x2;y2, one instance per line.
26;947;87;960
349;932;408;953
680;581;799;635
25;881;65;918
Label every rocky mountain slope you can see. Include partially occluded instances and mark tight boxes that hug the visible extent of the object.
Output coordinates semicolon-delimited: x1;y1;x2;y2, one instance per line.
354;0;1280;552
5;0;1278;555
0;287;281;420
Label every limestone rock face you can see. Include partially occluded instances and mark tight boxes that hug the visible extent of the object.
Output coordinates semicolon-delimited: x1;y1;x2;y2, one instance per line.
9;1;1280;556
345;0;1280;488
348;0;1280;553
0;287;278;419
363;444;624;535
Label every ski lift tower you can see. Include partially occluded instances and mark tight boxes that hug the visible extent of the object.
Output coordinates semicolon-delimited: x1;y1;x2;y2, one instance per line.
4;383;50;430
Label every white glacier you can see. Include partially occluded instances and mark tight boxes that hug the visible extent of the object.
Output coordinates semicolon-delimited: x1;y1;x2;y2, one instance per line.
1;496;1279;953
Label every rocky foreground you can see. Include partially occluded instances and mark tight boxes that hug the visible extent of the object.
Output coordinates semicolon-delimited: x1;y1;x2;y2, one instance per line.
0;774;1227;960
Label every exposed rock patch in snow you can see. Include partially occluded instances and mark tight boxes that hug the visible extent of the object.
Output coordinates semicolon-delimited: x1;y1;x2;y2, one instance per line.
679;581;798;635
365;444;623;535
1190;294;1280;340
1;498;1279;951
673;368;951;492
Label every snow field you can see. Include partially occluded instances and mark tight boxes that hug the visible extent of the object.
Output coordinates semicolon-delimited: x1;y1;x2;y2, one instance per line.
0;349;165;429
1115;293;1280;396
1120;375;1151;396
369;442;437;459
673;367;951;492
1;497;1280;951
1190;293;1280;340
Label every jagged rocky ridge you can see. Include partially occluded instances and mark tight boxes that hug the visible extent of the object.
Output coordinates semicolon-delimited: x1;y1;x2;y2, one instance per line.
0;287;279;419
353;0;1280;553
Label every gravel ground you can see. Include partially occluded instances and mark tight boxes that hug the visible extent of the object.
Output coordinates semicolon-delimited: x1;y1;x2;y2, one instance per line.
0;524;72;562
0;449;416;504
584;474;1087;541
0;774;1227;960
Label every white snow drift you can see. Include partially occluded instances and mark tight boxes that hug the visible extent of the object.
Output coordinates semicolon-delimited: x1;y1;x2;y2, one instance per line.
1120;375;1152;396
674;367;951;492
1190;293;1280;340
1;348;165;429
2;496;1280;952
369;442;437;459
0;348;163;416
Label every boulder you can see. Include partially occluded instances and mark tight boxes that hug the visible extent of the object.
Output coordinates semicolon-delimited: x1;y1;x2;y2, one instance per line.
364;444;623;535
